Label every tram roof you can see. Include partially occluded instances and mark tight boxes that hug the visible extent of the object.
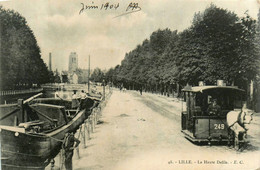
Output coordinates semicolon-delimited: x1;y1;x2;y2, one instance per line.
182;85;244;93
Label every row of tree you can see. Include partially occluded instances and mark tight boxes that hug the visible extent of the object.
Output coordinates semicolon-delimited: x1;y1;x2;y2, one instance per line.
0;6;53;90
104;5;260;99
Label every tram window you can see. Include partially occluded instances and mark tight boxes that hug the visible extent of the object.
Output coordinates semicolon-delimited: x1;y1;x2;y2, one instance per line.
234;95;242;108
195;94;199;106
195;93;203;106
220;95;229;110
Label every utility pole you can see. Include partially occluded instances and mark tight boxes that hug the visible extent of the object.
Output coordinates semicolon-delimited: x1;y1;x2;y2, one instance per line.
103;79;105;100
88;55;90;93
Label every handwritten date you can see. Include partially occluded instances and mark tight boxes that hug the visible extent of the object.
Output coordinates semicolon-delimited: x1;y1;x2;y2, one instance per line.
79;2;119;14
79;1;142;17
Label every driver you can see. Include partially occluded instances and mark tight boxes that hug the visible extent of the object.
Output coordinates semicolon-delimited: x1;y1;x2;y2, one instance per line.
207;99;221;116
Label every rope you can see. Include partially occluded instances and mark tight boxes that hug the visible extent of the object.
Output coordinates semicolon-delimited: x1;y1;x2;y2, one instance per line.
46;135;64;142
1;163;45;169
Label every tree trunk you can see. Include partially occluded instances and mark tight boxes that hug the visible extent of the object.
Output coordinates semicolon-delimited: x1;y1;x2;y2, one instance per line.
177;83;180;97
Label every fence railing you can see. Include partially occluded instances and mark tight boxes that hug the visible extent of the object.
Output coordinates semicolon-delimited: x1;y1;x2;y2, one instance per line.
0;88;43;96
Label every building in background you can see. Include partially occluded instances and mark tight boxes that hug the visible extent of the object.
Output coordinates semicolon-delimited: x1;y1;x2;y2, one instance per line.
71;73;78;84
68;52;79;84
78;69;91;84
68;52;78;73
66;52;92;84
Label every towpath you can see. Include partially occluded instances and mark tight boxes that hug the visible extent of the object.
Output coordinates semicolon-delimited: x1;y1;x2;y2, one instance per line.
48;89;260;170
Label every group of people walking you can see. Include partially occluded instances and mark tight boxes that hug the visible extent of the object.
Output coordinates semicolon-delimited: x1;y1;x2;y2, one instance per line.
119;84;143;95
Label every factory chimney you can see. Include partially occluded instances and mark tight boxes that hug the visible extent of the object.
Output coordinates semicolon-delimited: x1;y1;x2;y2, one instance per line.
49;53;52;71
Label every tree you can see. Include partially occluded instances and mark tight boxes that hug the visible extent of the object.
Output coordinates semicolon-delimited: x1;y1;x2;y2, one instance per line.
53;70;61;83
0;6;52;90
110;4;259;98
90;68;104;83
104;68;114;83
175;4;259;87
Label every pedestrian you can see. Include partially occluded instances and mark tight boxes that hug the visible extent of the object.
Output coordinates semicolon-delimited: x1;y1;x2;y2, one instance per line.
62;132;80;170
79;90;87;110
54;88;59;98
91;85;97;94
140;86;142;95
71;90;79;109
120;84;123;92
80;90;87;99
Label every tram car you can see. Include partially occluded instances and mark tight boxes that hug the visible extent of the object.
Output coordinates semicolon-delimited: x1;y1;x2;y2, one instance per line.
181;82;245;145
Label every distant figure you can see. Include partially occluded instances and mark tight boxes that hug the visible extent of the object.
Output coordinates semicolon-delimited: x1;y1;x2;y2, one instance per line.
79;90;87;110
207;99;221;116
63;132;80;170
80;90;87;99
54;89;59;98
119;84;123;92
139;86;142;95
91;85;97;94
72;90;78;98
71;90;79;109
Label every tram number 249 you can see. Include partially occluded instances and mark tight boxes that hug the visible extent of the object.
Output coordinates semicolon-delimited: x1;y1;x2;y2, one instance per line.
214;124;225;130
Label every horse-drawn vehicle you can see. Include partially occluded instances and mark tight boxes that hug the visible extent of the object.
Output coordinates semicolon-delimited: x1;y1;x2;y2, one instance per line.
181;84;254;150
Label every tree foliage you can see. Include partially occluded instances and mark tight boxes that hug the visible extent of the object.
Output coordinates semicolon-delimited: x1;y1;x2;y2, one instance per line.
0;6;52;90
109;5;259;94
90;68;104;83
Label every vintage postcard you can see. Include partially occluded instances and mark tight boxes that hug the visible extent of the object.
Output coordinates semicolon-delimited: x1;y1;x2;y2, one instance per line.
0;0;259;170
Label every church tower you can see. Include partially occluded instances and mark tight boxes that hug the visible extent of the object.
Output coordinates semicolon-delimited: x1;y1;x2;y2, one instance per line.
68;52;78;73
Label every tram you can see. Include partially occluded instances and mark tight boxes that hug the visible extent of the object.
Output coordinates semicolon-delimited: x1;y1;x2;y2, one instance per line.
181;82;245;145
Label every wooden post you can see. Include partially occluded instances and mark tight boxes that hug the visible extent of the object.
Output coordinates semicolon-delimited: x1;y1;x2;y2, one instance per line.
103;80;105;100
95;111;98;123
94;108;98;121
14;116;18;126
89;116;93;133
76;146;80;159
91;114;95;129
92;114;95;131
75;127;81;159
93;112;96;126
18;99;24;122
83;124;86;148
88;55;90;93
89;115;92;132
97;106;101;118
86;119;91;140
79;124;86;148
59;149;64;170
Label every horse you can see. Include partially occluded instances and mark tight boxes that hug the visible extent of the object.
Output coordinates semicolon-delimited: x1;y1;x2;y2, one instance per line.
226;107;254;150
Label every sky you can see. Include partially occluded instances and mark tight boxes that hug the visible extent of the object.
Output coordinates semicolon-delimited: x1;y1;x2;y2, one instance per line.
0;0;259;72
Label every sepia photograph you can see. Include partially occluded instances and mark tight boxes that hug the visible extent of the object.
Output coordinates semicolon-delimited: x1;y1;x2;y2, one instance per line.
0;0;259;169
